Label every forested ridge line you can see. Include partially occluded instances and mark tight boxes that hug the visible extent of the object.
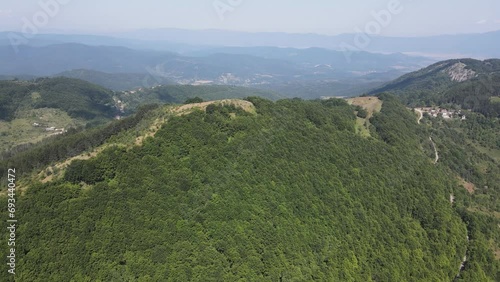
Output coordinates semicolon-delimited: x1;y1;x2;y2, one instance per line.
0;96;475;281
0;104;160;186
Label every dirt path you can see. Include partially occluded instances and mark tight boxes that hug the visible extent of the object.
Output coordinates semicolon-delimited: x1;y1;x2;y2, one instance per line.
454;232;470;281
415;109;424;124
430;137;439;164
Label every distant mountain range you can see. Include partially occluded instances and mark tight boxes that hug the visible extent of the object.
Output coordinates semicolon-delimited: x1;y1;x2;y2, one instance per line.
54;70;175;91
3;29;496;58
1;29;498;99
0;42;429;96
0;42;428;76
117;28;500;59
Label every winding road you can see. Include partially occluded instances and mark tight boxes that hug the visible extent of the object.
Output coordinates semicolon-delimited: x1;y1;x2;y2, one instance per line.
413;109;439;164
415;109;424;124
414;109;469;280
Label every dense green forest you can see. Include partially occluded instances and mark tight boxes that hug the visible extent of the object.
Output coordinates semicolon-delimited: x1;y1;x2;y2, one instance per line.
0;77;116;121
370;58;500;281
414;108;500;281
1;95;485;281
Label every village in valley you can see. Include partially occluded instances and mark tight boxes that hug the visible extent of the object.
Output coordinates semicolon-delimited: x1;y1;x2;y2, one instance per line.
415;107;467;120
32;122;67;136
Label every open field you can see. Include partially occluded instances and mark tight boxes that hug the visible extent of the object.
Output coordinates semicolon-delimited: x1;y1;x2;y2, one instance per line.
346;97;383;137
0;108;84;153
347;96;383;118
173;99;256;115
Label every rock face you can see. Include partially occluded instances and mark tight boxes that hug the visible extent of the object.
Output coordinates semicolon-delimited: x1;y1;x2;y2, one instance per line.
444;62;477;82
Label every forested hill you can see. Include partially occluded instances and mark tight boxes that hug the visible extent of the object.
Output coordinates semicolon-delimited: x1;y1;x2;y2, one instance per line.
3;95;492;281
54;69;175;91
369;59;500;117
117;85;283;112
0;77;116;121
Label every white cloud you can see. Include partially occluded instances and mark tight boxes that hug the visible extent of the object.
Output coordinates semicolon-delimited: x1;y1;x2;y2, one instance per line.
476;19;487;24
494;19;500;24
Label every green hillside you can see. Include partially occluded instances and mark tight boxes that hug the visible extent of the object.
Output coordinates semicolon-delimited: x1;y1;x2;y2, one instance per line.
0;78;283;153
0;77;117;153
369;59;500;117
117;85;284;112
2;96;488;281
55;69;175;91
0;77;116;121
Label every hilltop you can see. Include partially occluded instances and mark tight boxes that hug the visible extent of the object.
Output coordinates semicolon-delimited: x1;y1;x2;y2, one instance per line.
0;78;282;153
116;85;283;113
3;95;495;281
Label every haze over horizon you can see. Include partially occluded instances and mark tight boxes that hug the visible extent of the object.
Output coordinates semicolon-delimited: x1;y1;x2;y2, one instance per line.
1;0;500;37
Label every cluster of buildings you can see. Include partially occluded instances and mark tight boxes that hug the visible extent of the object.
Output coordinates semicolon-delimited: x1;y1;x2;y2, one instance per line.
32;123;67;135
416;107;466;120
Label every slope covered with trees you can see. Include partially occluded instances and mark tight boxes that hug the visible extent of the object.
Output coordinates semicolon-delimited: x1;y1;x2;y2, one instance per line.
0;77;116;121
0;96;472;281
55;69;175;91
369;59;500;117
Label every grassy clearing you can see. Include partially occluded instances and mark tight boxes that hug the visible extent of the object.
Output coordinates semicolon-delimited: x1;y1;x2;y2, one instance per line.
468;207;500;219
347;97;383;137
490;96;500;104
355;118;371;138
173;99;256;115
347;97;383;118
472;142;500;163
0;108;84;152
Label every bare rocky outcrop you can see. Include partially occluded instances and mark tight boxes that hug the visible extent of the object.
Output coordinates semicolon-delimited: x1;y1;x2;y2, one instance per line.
444;62;477;82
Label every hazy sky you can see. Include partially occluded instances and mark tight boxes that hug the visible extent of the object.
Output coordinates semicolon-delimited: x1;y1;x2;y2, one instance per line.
0;0;499;36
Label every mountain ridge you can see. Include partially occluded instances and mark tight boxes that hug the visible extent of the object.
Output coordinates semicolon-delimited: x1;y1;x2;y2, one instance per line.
369;58;500;116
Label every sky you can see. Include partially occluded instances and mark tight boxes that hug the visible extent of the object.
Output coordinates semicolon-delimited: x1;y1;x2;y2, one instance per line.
0;0;499;37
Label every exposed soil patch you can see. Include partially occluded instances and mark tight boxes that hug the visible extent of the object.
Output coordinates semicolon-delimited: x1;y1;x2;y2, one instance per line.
173;99;256;115
458;177;476;194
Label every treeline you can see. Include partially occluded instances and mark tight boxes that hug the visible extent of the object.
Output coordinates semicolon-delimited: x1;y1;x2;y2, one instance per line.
0;104;159;185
